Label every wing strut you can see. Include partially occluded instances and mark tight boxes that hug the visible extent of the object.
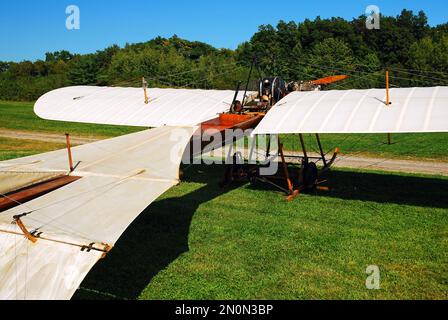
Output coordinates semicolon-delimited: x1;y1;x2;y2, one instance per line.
13;213;37;243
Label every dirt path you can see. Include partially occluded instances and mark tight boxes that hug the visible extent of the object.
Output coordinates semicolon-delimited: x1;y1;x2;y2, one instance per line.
207;149;448;177
0;129;101;145
327;154;448;176
264;150;448;176
1;129;447;177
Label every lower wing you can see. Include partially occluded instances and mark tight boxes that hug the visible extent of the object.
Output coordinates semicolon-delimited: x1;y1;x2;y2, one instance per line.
0;126;196;300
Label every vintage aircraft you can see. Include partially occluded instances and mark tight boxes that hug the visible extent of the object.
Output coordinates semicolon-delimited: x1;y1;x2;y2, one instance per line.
0;73;447;299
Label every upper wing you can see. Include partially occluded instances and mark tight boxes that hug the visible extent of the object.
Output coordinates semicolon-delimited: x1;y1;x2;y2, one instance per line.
35;86;250;127
252;87;448;135
0;126;196;300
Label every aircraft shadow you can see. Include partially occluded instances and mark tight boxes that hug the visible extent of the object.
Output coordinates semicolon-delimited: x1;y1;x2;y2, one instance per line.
74;164;238;300
75;165;447;299
324;169;448;208
248;167;448;209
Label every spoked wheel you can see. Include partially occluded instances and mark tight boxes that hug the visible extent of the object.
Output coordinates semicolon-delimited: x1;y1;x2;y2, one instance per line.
231;152;245;178
220;152;246;187
301;162;318;191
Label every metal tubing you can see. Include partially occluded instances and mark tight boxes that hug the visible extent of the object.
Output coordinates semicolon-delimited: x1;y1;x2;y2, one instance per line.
65;133;74;172
386;70;390;106
299;134;308;161
230;81;242;113
315;134;327;167
242;58;255;106
142;77;149;104
279;142;293;193
266;134;272;158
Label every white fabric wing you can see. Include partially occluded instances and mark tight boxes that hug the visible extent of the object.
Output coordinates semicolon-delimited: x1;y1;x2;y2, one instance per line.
0;171;64;194
0;126;196;299
252;87;448;134
0;227;104;300
35;86;250;127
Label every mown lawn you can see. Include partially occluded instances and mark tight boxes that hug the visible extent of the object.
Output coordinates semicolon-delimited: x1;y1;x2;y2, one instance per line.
75;164;448;300
280;133;448;161
0;137;67;161
0;100;143;138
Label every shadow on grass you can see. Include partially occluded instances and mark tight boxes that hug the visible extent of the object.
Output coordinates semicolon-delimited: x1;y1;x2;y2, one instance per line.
74;164;447;300
248;167;448;209
324;169;448;208
74;164;237;300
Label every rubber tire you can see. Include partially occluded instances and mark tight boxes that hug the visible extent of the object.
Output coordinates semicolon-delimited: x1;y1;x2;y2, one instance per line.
302;162;318;190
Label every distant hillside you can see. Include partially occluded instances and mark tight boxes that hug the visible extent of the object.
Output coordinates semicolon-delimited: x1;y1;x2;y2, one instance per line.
0;9;447;101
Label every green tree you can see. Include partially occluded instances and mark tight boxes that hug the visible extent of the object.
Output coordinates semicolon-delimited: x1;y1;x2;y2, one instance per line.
0;10;447;101
303;38;355;79
408;35;448;86
68;55;99;85
0;62;10;73
45;50;74;62
250;24;282;75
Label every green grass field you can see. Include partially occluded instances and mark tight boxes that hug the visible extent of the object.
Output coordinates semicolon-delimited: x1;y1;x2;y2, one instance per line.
0;100;142;138
280;133;448;161
1;100;448;161
73;164;448;300
0;137;66;161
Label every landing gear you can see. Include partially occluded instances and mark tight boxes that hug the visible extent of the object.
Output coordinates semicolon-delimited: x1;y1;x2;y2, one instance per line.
301;161;319;191
220;135;339;201
220;152;246;187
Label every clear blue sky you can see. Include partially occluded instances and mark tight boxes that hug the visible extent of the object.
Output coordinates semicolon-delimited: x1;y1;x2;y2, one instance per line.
0;0;446;62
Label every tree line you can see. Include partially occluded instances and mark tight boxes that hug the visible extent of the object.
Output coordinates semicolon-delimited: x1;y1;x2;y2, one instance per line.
0;9;447;101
